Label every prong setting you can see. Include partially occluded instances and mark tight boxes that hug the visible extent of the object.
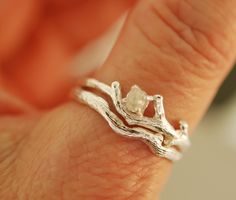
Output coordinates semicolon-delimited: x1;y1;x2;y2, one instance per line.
75;79;191;161
123;85;149;116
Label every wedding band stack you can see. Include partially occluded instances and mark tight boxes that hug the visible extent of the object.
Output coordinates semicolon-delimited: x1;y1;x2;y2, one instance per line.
74;79;191;161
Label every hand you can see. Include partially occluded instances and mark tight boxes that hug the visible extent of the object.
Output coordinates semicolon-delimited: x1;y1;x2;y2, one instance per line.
0;0;235;199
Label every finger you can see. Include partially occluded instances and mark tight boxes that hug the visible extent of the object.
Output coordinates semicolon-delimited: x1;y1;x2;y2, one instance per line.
78;0;236;198
0;89;35;114
10;0;236;199
0;115;38;195
97;0;236;128
0;0;39;60
0;0;136;110
45;0;137;49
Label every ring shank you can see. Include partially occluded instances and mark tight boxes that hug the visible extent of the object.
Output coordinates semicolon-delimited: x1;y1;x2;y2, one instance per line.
73;79;190;162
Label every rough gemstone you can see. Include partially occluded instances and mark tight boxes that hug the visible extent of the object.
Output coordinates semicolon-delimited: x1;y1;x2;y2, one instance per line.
125;85;148;115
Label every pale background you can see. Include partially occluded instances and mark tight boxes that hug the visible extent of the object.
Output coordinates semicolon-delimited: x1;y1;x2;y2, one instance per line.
162;96;236;200
73;16;236;200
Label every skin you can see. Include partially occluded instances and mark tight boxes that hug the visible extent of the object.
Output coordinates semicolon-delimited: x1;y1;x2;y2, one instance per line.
0;0;236;199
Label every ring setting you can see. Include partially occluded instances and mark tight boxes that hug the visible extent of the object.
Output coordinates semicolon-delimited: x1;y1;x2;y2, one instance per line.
74;79;191;161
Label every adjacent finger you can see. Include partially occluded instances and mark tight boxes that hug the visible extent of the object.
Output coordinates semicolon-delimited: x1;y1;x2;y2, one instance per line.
45;0;137;49
0;0;136;110
0;0;39;60
0;88;35;114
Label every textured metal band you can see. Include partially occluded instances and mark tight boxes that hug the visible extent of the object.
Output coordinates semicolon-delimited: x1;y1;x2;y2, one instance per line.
74;79;191;161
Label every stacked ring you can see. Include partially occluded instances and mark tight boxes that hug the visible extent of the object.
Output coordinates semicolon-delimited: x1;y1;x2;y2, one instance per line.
74;79;191;161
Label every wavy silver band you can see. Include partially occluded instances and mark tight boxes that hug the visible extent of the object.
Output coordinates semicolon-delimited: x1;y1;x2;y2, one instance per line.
74;79;191;161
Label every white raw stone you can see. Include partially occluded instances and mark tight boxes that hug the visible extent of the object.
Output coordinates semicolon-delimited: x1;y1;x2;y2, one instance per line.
125;85;148;115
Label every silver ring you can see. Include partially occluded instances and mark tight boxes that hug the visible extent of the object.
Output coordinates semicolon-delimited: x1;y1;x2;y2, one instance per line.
73;79;191;162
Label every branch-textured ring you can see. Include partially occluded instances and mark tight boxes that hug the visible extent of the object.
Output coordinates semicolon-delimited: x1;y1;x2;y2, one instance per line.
73;79;191;161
